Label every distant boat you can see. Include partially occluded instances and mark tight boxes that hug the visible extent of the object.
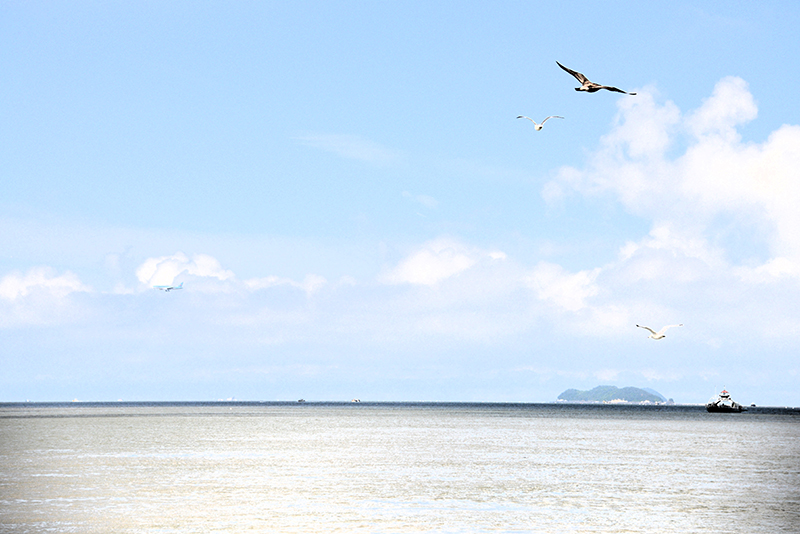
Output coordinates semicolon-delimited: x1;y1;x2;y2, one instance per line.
706;389;745;413
297;399;306;403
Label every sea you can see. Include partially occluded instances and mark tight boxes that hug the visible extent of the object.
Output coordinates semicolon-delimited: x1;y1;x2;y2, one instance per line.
1;402;798;533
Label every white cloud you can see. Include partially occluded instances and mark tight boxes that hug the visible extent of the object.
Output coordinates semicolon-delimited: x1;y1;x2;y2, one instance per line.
402;191;439;209
687;76;757;141
0;267;90;300
616;223;725;283
294;133;401;165
135;253;235;287
245;274;327;296
524;261;600;312
0;267;91;328
527;77;800;346
381;238;495;286
546;76;800;273
734;257;800;284
606;86;681;160
111;282;136;295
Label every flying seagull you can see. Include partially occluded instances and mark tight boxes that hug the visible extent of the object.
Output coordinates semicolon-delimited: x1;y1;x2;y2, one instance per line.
517;115;564;131
557;61;636;95
637;324;683;340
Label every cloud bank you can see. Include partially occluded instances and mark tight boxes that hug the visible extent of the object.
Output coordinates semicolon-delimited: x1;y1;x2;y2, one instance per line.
0;267;91;327
0;267;90;301
547;77;800;278
537;76;800;345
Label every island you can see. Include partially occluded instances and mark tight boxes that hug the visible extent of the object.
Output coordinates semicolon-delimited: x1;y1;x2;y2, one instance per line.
557;385;673;404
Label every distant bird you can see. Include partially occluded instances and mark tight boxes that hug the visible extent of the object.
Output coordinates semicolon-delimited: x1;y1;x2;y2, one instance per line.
557;61;636;95
517;115;564;131
637;324;683;340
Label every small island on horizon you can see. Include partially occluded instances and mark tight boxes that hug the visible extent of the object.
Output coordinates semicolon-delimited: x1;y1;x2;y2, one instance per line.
557;386;674;405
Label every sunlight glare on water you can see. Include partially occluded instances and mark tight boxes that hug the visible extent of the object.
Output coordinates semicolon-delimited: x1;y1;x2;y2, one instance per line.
1;403;798;533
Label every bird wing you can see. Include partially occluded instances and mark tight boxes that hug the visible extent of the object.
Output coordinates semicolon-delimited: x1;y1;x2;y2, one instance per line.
541;116;564;124
657;324;683;335
636;325;657;335
556;61;588;84
516;115;537;124
598;85;635;94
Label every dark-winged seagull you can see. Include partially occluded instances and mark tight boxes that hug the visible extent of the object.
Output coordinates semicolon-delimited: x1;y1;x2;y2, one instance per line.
637;324;682;340
517;115;564;131
557;61;636;95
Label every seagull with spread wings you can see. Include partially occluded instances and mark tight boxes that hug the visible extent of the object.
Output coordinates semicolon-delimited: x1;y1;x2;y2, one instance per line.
557;61;636;95
516;115;564;131
637;324;683;340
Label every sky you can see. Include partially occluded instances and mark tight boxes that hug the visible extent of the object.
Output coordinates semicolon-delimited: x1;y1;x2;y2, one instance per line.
2;1;799;405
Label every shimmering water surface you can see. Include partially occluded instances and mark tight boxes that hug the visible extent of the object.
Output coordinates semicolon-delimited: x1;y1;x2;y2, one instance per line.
1;402;798;533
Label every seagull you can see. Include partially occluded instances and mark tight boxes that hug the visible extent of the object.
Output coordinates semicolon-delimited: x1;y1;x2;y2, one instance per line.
517;115;564;131
637;324;683;340
557;61;636;95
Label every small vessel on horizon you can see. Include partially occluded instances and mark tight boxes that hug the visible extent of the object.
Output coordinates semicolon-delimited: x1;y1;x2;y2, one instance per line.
706;389;745;413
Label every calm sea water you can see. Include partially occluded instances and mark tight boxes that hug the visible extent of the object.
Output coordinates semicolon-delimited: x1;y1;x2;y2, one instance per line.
1;402;798;533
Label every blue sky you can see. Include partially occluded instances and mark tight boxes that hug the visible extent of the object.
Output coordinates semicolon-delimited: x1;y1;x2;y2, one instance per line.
2;1;800;404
